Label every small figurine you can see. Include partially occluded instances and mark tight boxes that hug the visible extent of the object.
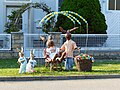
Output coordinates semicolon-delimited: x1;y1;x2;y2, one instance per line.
40;35;53;47
26;49;37;73
17;47;27;74
60;27;79;70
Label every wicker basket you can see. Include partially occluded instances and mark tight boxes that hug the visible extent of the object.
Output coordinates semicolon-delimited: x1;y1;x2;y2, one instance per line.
74;58;92;72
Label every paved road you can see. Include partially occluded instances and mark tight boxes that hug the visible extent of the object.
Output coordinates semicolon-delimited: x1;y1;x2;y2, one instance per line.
0;79;120;90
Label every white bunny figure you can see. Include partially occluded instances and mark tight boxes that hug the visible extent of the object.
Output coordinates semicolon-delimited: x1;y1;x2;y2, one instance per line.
26;49;37;73
17;47;27;74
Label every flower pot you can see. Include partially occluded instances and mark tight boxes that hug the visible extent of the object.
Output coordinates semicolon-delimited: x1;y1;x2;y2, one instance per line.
74;58;92;72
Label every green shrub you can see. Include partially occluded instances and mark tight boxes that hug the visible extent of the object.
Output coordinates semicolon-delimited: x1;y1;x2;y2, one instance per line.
56;0;107;34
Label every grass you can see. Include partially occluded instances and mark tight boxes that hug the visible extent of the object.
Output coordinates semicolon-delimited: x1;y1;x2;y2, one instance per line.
0;59;120;76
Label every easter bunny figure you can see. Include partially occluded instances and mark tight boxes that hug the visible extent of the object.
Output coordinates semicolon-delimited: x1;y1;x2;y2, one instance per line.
59;26;80;70
26;49;37;73
17;47;27;74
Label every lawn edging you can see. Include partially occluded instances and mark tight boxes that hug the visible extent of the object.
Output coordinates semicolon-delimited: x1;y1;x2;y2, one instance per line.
0;75;120;81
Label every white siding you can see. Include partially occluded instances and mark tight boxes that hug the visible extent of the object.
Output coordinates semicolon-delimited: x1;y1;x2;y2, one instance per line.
0;0;4;33
100;0;120;46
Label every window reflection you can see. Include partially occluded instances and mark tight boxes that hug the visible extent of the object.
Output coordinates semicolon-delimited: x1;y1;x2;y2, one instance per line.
109;0;120;10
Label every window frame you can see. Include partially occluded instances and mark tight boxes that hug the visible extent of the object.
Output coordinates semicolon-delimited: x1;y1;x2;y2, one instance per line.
6;6;23;30
4;0;31;3
108;0;120;11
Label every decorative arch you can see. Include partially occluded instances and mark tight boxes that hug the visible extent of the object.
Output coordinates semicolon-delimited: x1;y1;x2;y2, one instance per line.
38;11;89;53
38;11;88;34
14;3;52;25
5;3;52;33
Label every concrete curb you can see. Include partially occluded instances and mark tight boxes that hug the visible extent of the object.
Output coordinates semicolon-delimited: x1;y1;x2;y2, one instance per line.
1;75;120;81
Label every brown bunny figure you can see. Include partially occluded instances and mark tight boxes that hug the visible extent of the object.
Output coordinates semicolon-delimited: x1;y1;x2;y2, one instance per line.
59;27;80;70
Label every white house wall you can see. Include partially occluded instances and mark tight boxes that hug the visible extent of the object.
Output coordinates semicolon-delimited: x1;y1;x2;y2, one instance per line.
100;0;120;34
99;0;120;47
22;10;29;33
0;0;4;33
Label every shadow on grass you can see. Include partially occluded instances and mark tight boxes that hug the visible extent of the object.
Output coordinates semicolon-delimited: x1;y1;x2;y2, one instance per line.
92;70;120;73
92;60;120;66
0;59;19;69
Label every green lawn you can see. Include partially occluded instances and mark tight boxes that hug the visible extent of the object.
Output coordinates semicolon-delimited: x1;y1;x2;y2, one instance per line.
0;59;120;76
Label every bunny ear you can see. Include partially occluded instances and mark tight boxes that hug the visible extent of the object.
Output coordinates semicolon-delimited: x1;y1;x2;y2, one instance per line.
30;49;32;54
30;49;35;59
16;48;21;52
59;26;67;33
48;35;53;40
33;49;35;54
21;47;24;53
40;35;46;41
69;27;78;33
30;49;33;58
16;46;22;53
30;49;35;54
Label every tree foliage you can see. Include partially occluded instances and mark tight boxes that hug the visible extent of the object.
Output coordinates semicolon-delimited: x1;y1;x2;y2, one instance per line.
56;0;107;34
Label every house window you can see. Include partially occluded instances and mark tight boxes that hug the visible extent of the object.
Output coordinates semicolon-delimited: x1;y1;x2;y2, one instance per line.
6;6;22;30
59;0;64;6
5;0;30;1
17;15;22;30
109;0;120;10
58;0;64;11
4;0;31;3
